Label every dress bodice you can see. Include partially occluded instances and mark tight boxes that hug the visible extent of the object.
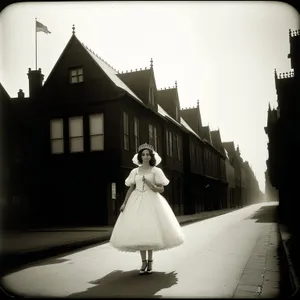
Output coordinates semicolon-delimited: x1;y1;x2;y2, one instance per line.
134;168;155;192
125;166;170;189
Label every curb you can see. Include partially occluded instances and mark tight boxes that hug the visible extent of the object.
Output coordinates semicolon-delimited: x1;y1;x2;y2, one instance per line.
0;209;235;276
278;223;300;296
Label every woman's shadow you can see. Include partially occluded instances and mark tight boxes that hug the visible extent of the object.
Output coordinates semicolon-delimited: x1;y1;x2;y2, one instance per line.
68;269;178;298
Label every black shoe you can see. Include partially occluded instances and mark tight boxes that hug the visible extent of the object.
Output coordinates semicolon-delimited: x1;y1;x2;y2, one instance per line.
139;260;148;275
146;260;153;274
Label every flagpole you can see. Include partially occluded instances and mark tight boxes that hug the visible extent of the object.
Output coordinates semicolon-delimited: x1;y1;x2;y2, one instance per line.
35;18;37;70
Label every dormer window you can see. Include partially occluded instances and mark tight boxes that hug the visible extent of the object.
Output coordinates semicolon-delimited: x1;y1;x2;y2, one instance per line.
69;67;84;84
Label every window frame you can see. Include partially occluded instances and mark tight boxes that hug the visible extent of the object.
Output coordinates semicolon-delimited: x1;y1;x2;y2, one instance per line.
123;112;129;151
89;113;104;151
69;67;84;84
50;118;64;154
69;116;84;153
134;117;140;153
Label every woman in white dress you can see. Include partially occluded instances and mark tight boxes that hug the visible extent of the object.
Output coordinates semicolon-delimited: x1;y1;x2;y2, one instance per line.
109;143;184;275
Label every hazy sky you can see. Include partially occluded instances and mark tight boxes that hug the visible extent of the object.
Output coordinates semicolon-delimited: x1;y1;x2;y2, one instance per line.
0;1;299;192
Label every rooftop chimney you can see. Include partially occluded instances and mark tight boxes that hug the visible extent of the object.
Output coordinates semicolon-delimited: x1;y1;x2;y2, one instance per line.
27;68;44;99
18;89;25;98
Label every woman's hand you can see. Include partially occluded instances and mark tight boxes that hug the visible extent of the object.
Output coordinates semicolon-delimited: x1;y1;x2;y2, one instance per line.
119;203;126;212
143;177;164;193
143;177;155;189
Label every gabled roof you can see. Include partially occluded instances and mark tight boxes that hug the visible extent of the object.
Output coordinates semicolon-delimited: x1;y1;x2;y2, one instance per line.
210;130;220;146
180;104;203;138
202;126;212;144
41;34;143;104
0;82;13;117
157;87;180;121
83;44;143;103
117;69;152;103
222;142;236;159
210;130;226;156
157;105;181;127
224;148;230;160
157;87;179;102
180;117;202;141
157;103;204;142
0;82;10;99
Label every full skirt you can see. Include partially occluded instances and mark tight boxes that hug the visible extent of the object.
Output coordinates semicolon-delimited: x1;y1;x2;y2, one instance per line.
109;189;184;252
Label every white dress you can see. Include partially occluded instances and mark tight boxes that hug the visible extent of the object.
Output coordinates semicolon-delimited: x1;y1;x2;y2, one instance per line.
109;166;184;252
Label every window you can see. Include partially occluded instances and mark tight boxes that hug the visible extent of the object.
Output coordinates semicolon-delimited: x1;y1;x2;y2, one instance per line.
69;67;84;84
69;116;83;152
149;124;157;151
111;182;116;212
50;119;64;154
177;134;182;160
149;124;154;146
154;126;157;151
199;147;203;172
204;149;208;172
89;113;104;151
174;134;178;158
166;130;173;156
123;112;129;151
169;132;173;156
134;117;140;153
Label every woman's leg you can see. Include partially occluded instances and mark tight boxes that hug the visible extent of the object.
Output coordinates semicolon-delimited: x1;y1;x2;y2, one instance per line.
139;251;147;273
140;250;147;261
147;250;153;273
147;250;153;261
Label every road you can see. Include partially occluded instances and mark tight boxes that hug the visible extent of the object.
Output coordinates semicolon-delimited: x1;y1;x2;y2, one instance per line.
1;201;280;298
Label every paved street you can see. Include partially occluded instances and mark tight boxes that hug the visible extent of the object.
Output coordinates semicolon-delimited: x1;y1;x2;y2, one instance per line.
1;202;281;298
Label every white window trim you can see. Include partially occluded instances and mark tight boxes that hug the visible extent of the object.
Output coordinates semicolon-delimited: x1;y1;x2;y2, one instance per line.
153;126;157;151
134;117;140;153
167;130;173;157
50;118;64;154
70;67;84;84
69;116;84;153
123;112;129;151
89;113;104;151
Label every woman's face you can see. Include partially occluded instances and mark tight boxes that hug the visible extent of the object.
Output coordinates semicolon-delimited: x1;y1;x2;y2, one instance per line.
141;149;151;163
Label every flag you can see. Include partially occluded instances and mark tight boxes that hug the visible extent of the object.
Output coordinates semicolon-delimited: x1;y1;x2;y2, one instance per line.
36;20;51;34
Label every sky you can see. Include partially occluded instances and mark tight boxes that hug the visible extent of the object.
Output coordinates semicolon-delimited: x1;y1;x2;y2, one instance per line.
0;1;299;193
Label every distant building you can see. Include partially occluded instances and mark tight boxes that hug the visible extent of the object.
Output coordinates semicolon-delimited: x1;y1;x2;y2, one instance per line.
264;170;278;202
265;28;300;227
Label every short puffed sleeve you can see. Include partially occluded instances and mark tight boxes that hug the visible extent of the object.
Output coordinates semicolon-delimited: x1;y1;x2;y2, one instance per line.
125;168;137;187
154;167;170;186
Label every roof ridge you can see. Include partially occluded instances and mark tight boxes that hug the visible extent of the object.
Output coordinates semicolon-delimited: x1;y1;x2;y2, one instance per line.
157;86;176;91
81;42;144;104
81;42;118;74
119;67;150;74
181;106;197;110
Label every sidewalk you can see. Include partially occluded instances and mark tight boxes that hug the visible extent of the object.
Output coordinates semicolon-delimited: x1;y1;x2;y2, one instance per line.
232;204;299;299
278;223;300;298
0;208;237;276
233;223;281;298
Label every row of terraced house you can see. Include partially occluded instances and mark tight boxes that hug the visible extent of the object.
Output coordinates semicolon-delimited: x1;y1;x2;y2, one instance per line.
0;27;261;229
